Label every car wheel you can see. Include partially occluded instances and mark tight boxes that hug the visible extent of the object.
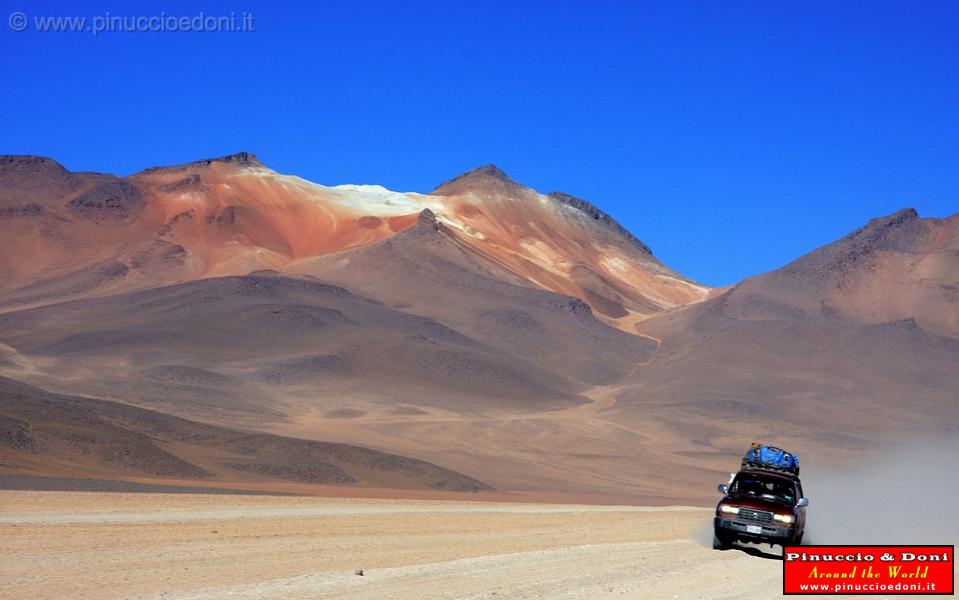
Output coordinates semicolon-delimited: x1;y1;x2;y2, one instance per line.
712;531;731;550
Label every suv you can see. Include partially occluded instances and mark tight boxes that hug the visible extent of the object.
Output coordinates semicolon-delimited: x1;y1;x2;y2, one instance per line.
713;462;808;550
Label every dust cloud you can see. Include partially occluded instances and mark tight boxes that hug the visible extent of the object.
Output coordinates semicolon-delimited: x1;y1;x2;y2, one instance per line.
802;441;959;545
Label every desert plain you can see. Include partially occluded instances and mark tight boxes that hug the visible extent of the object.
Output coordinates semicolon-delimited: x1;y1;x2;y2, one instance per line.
1;490;806;600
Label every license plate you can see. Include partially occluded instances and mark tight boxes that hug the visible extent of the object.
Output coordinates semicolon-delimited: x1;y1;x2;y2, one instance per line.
746;525;762;535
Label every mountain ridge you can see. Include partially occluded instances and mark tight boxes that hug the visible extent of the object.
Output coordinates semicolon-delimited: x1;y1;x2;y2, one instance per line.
0;154;709;329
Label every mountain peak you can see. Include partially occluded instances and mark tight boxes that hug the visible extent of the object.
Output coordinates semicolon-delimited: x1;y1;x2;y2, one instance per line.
139;152;262;175
472;164;511;179
865;207;919;229
840;207;922;250
432;164;522;195
0;155;81;207
777;207;927;281
416;208;439;230
0;155;70;171
210;151;261;166
183;151;262;169
548;191;653;255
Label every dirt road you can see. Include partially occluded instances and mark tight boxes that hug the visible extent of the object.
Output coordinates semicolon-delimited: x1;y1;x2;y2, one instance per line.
1;491;811;599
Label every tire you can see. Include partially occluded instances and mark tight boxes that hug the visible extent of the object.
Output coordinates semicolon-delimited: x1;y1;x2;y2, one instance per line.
712;531;732;550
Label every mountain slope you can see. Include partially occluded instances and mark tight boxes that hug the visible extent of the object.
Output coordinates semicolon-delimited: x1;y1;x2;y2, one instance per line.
430;164;709;326
0;272;587;428
720;208;959;336
0;153;423;307
619;208;959;463
289;209;657;385
0;376;489;492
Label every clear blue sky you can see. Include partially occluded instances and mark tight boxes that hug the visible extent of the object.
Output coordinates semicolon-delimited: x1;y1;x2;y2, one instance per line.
2;1;956;285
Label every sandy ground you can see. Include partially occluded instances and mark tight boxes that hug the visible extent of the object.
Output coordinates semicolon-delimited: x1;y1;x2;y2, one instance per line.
0;491;858;600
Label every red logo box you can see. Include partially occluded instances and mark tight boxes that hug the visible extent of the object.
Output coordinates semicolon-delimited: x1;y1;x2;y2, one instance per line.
783;545;954;595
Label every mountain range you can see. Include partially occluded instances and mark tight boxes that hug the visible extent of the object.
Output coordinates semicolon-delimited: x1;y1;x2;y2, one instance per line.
1;153;956;503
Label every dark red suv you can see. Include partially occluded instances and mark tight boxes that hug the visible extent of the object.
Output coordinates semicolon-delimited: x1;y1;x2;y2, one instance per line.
713;468;808;550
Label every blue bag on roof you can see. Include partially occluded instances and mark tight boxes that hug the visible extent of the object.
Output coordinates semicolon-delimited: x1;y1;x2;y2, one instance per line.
742;442;800;475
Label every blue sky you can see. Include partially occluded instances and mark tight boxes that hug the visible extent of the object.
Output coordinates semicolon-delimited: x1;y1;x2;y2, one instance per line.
2;1;956;285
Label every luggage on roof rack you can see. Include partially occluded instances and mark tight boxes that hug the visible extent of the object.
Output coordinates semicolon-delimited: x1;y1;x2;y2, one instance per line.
741;442;800;476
